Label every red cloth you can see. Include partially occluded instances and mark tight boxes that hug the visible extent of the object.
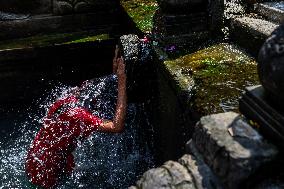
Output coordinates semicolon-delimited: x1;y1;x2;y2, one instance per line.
26;96;102;188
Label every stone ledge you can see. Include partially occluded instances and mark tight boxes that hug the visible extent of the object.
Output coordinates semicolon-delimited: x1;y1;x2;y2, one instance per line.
131;152;223;189
0;12;119;40
255;2;284;24
231;16;278;39
192;112;278;189
132;160;195;189
230;16;278;55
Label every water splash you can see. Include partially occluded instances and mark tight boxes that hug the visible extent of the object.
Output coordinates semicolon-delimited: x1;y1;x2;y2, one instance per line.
0;75;154;188
224;0;246;20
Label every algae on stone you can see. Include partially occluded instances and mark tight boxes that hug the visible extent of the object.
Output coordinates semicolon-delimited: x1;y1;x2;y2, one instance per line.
163;43;259;115
121;0;158;33
0;32;110;50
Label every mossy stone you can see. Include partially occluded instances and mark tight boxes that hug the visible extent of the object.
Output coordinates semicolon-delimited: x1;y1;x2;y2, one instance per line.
162;43;259;115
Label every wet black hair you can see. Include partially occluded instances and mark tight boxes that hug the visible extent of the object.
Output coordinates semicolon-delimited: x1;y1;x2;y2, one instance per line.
118;34;154;102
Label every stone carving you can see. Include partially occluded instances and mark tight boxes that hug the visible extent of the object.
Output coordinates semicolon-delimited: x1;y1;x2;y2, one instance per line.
53;0;118;15
258;23;284;105
0;0;51;14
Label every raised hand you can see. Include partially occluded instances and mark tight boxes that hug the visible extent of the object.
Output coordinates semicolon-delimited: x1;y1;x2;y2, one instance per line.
113;45;120;73
117;57;126;81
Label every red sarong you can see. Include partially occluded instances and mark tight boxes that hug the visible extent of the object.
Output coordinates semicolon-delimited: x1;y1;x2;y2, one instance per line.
26;96;102;188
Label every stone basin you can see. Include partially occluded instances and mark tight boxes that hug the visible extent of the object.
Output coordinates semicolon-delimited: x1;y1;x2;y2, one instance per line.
159;43;259;116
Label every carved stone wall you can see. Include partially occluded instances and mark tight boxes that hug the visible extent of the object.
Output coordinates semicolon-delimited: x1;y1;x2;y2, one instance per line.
53;0;119;15
0;0;51;14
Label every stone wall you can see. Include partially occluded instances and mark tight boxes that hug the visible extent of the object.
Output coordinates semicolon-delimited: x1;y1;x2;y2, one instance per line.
0;0;51;14
132;112;278;189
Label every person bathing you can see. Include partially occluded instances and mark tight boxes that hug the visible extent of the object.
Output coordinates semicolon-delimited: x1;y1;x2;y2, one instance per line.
25;47;127;188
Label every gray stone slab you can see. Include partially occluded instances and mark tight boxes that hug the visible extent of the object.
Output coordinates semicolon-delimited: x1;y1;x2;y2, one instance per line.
255;2;284;24
132;150;224;189
231;16;278;39
0;12;118;40
134;160;196;189
230;16;278;55
0;0;51;14
192;112;278;189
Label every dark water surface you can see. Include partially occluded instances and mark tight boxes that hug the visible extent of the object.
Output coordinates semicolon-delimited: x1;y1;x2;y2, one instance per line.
0;75;155;188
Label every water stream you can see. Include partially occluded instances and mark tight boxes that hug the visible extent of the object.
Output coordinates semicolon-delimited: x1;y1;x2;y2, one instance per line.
0;75;155;188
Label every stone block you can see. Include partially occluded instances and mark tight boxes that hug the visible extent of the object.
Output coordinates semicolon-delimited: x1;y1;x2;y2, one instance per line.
192;112;278;189
230;16;278;55
255;2;284;24
134;161;196;189
132;151;224;189
179;152;223;189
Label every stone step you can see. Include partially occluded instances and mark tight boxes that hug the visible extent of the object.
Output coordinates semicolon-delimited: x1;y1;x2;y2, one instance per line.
190;112;278;189
230;15;278;55
254;2;284;24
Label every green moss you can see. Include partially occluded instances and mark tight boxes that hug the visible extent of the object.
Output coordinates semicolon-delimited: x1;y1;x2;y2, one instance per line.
121;0;158;33
0;32;111;50
64;34;110;44
163;43;259;115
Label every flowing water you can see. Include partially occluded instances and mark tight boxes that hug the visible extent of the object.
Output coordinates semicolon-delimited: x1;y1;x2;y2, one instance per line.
0;75;155;188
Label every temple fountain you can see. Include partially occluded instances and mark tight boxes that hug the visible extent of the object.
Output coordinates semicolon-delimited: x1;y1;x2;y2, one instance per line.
0;0;284;188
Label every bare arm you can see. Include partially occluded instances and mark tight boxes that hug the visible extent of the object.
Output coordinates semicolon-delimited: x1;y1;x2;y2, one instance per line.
98;58;127;133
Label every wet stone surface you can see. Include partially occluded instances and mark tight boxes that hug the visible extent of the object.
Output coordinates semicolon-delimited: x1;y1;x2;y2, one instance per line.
131;152;223;189
161;43;259;116
192;112;278;189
